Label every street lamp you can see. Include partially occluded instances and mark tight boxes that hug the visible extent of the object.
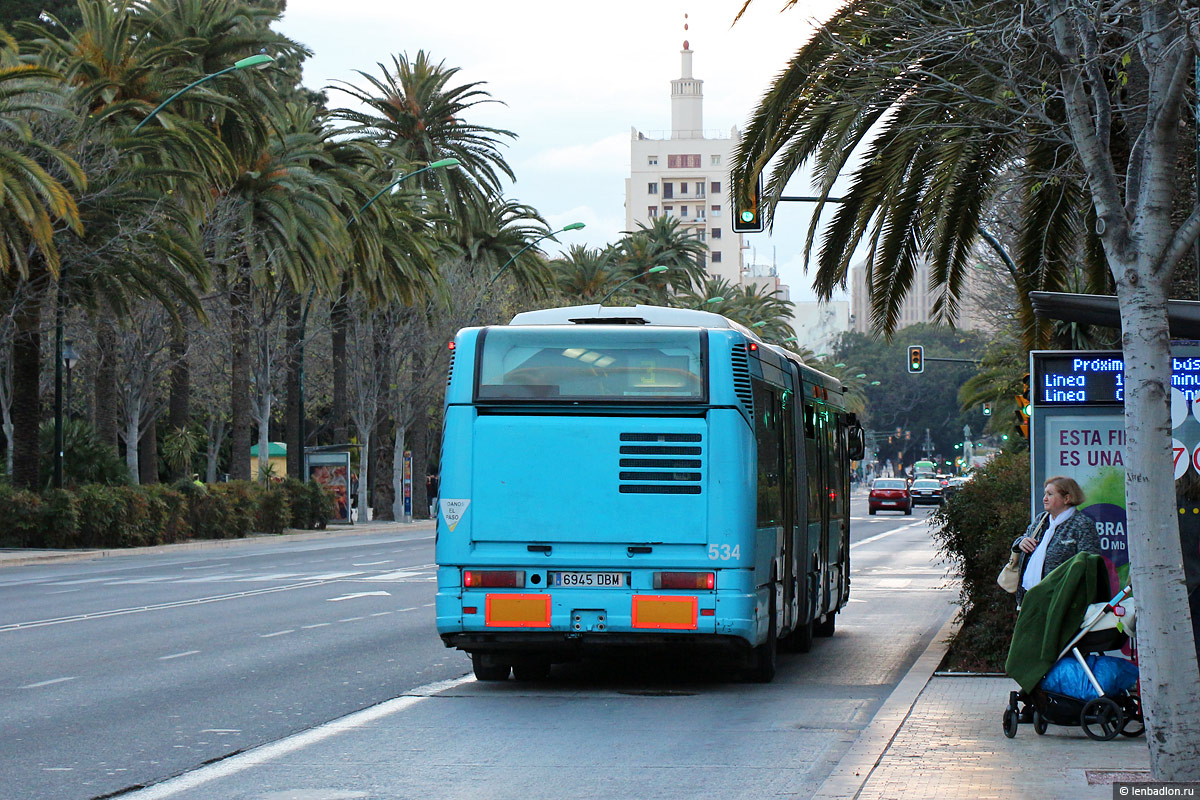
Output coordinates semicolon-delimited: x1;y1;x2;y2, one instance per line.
469;222;586;323
750;321;768;329
598;265;668;305
692;296;724;309
298;157;463;473
351;158;461;222
133;54;275;133
63;341;79;419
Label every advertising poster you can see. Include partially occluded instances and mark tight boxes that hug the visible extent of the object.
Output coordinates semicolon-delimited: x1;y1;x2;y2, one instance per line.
1043;414;1129;585
306;451;352;524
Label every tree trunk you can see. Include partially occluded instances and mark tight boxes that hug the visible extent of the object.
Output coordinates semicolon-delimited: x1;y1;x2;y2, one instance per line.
229;273;252;481
331;274;351;442
93;312;119;449
125;396;141;483
1117;280;1200;780
167;319;190;481
371;318;394;520
10;277;42;490
357;431;369;523
139;412;158;484
285;293;302;479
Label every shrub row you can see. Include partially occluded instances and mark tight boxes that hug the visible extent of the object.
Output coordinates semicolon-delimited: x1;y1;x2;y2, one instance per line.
930;449;1031;672
0;478;333;550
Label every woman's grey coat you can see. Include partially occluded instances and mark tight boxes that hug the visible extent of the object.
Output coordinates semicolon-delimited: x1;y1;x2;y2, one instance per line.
1011;509;1103;604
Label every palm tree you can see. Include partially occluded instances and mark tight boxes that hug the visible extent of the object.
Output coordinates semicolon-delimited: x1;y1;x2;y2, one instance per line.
331;51;516;221
331;52;520;519
209;103;348;481
731;0;1104;347
550;244;628;303
616;215;708;298
0;26;83;488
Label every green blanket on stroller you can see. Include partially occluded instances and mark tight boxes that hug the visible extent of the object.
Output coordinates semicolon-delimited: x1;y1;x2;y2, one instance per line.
1005;552;1105;693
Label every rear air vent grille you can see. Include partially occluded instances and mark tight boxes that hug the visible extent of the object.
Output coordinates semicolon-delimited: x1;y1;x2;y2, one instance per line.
446;346;456;386
730;344;753;413
618;433;703;495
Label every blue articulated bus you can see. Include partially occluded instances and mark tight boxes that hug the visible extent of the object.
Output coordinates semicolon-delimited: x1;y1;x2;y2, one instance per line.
435;304;864;682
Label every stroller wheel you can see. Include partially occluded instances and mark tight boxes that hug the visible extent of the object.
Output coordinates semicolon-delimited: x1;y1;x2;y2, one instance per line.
1119;715;1145;737
1033;709;1048;735
1003;707;1019;738
1081;697;1124;741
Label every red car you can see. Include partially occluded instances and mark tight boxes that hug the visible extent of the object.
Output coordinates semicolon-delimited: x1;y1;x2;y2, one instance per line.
869;478;913;515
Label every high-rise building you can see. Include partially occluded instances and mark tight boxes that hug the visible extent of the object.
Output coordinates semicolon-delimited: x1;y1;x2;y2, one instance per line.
625;39;751;287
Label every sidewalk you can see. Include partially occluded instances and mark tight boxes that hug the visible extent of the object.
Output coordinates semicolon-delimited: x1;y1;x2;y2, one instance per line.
0;517;436;569
817;617;1151;800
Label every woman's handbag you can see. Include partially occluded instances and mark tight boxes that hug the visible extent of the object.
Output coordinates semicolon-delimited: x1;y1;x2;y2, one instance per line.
997;552;1022;593
997;512;1049;593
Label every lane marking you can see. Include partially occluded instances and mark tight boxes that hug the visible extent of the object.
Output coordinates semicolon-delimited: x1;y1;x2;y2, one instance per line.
327;591;391;602
338;617;365;623
850;519;930;550
123;674;474;800
352;560;393;566
260;630;294;638
398;607;418;612
0;579;339;634
158;651;200;661
21;677;78;689
369;612;393;617
302;623;332;629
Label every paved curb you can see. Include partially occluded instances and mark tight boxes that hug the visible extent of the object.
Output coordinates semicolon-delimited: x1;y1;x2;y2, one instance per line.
0;519;436;568
813;606;960;800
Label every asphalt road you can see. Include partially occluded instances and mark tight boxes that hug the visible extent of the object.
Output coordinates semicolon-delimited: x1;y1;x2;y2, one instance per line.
0;497;949;800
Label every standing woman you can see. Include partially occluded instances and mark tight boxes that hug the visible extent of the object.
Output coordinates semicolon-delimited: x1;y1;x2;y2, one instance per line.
1012;476;1103;606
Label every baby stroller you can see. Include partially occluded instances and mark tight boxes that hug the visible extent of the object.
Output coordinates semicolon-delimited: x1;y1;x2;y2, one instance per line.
1003;582;1142;741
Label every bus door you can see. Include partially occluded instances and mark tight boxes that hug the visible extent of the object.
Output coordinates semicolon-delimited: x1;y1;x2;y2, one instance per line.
803;400;827;617
828;414;848;609
779;377;799;632
752;379;791;626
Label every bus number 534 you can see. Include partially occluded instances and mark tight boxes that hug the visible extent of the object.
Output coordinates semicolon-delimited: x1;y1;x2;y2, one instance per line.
708;544;741;561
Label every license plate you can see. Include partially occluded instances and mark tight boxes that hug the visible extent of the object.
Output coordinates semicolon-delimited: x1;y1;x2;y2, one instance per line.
550;572;627;587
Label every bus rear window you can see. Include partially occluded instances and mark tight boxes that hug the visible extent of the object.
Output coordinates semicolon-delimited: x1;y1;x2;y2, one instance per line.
475;326;705;401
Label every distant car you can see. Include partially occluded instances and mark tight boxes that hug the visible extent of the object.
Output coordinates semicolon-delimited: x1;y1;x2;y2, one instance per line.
909;478;945;506
869;478;913;515
942;476;969;500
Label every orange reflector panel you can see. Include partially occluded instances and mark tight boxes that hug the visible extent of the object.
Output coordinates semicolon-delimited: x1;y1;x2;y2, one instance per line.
485;594;551;627
631;595;698;630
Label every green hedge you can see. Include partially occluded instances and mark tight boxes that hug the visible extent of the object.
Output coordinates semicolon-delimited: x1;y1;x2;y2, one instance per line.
930;450;1031;671
0;478;332;550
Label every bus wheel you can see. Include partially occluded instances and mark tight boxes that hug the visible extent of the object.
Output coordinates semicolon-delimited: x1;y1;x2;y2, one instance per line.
471;653;511;681
747;601;778;682
815;613;836;637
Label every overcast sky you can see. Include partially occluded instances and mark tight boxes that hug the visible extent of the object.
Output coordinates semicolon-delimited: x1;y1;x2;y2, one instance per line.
277;0;850;301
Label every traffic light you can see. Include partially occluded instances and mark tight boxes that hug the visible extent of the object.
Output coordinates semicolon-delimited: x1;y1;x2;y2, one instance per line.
732;175;764;233
907;345;924;373
982;402;992;416
1014;372;1030;438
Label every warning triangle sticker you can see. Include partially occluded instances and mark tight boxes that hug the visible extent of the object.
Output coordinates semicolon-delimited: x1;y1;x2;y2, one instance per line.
440;499;470;532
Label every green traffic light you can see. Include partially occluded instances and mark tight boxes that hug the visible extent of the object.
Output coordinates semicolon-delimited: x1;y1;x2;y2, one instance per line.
740;211;755;223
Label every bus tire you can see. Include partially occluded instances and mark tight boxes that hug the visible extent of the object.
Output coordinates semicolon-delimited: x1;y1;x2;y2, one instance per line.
747;600;778;682
471;653;511;681
815;613;836;637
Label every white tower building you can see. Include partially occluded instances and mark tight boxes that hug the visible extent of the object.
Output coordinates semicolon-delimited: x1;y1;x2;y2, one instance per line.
626;38;750;286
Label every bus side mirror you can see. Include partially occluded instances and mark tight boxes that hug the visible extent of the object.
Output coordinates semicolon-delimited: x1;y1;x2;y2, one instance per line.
847;421;865;461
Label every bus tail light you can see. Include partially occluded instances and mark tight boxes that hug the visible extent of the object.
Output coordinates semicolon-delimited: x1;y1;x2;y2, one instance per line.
463;570;525;588
654;572;715;590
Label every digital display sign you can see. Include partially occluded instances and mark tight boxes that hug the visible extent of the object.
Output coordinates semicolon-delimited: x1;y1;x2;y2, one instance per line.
1033;351;1200;406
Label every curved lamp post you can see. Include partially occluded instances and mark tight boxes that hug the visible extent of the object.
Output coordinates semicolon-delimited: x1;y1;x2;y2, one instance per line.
298;158;462;473
692;296;724;309
598;265;668;306
133;54;275;133
351;158;461;223
468;222;586;323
